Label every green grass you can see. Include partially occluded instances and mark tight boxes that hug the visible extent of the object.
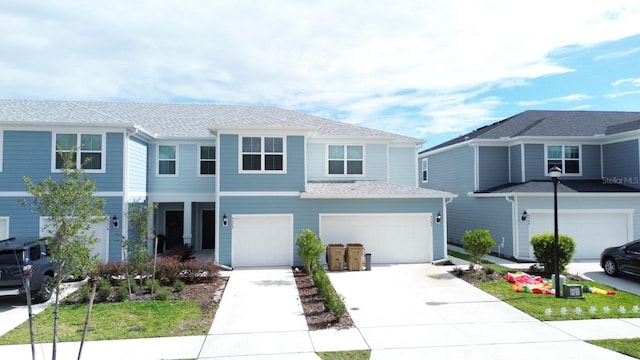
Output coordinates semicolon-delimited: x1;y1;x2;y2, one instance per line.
0;300;215;344
588;339;640;358
448;250;512;273
317;350;370;360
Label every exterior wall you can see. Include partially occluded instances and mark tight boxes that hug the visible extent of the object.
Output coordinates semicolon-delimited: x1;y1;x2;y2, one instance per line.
510;144;522;183
603;140;640;189
478;146;509;190
581;144;602;179
523;144;545;181
217;196;445;266
127;136;148;199
420;145;474;193
389;145;417;186
524;143;603;181
219;134;305;192
148;141;216;194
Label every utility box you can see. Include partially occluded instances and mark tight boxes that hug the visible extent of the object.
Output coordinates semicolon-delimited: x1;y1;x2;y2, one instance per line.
346;243;365;271
563;284;584;299
327;244;346;271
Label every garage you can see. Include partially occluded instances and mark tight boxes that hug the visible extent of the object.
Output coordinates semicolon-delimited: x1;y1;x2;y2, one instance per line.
40;217;109;262
528;211;632;260
319;213;433;264
231;214;293;267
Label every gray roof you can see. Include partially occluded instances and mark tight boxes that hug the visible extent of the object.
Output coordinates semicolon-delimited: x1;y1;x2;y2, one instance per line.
301;181;457;199
478;180;640;194
424;110;640;152
0;99;421;142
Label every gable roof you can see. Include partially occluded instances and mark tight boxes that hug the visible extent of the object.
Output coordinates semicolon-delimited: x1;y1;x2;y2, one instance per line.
423;110;640;153
0;99;421;142
477;180;640;194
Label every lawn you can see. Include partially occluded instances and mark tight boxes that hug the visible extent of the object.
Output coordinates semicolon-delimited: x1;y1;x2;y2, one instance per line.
0;300;215;345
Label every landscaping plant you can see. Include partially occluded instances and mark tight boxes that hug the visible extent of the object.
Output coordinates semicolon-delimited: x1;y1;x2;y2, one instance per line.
530;232;576;275
462;229;496;270
295;228;325;276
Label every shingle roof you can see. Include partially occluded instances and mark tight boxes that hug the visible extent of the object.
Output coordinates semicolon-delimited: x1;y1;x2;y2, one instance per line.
0;99;421;142
478;180;640;194
423;110;640;152
301;180;457;199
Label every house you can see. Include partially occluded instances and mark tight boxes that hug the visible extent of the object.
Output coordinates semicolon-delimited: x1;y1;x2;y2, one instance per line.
0;99;456;267
419;110;640;261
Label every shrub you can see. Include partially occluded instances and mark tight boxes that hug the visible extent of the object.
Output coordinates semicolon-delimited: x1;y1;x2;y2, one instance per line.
95;279;112;303
115;285;130;302
155;257;219;285
530;232;576;275
296;229;325;276
173;279;185;293
312;264;347;320
92;262;126;285
462;229;496;270
155;288;172;301
145;278;160;293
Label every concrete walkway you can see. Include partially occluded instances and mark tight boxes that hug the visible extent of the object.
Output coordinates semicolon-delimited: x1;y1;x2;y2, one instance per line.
1;264;640;359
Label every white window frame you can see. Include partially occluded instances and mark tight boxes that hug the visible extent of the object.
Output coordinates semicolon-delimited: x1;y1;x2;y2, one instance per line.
544;144;581;176
238;136;287;173
327;144;365;176
52;132;106;173
157;144;178;176
421;158;428;182
198;145;216;176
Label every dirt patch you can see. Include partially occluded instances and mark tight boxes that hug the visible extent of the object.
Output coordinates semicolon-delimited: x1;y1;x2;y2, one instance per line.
293;268;355;331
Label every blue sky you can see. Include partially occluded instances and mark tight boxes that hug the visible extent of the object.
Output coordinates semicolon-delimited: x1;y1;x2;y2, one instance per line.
1;1;640;148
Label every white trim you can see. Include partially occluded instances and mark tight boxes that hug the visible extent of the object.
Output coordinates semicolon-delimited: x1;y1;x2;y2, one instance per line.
238;135;287;174
421;158;429;183
525;208;633;215
214;133;221;264
520;143;526;181
300;192;451;199
220;191;300;197
0;217;9;239
156;144;179;177
148;192;216;202
473;145;479;191
544;144;582;176
325;143;366;177
51;132;107;173
197;144;216;176
468;191;640;198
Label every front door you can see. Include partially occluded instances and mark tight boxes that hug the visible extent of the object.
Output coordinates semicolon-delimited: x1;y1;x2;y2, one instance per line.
202;210;215;250
165;210;184;250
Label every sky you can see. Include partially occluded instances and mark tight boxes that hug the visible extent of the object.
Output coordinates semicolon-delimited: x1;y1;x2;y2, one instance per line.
1;1;640;149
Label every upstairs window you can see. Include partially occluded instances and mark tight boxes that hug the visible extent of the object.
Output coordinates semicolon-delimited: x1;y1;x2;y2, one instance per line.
328;145;363;175
241;136;285;172
158;145;177;175
199;146;216;175
421;158;428;182
54;133;104;171
546;145;580;174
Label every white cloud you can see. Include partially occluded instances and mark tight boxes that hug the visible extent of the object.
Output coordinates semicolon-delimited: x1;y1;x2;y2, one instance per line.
515;94;591;107
1;0;640;138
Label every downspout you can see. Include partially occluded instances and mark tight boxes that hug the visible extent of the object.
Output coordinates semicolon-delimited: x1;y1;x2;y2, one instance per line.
442;196;454;261
505;195;520;260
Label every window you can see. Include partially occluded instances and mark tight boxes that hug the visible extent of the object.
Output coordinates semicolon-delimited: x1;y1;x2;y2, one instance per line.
328;145;363;175
158;145;177;175
546;145;580;174
421;158;428;182
241;136;284;172
199;146;216;175
54;133;104;171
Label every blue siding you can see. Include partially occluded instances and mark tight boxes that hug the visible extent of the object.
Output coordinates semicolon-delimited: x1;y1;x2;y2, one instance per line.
364;144;387;180
127;136;148;197
523;144;545;181
510;144;522;183
219;134;305;192
420;146;474;193
478;146;509;190
581;145;601;179
306;142;325;181
307;142;393;182
1;131;51;190
389;146;416;186
603;140;640;189
92;132;124;192
217;196;444;266
148;142;216;194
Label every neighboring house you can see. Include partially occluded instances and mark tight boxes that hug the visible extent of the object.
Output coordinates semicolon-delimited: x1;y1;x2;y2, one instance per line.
0;100;456;267
419;110;640;261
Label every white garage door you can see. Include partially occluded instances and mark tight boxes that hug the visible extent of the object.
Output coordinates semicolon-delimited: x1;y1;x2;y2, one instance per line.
528;212;631;260
320;213;433;264
232;214;293;267
40;217;109;262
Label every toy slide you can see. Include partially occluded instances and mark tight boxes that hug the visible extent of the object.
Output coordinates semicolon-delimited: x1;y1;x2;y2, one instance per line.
504;272;616;296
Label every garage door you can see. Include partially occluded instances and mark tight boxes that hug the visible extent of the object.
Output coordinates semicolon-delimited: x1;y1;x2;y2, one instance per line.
232;214;293;267
528;212;631;260
40;217;109;262
320;213;433;264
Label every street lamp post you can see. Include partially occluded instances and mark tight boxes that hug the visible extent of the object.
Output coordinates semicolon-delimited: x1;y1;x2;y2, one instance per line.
549;166;562;298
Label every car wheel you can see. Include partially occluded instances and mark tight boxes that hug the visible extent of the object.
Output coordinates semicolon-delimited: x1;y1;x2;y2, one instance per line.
33;275;53;303
603;258;618;277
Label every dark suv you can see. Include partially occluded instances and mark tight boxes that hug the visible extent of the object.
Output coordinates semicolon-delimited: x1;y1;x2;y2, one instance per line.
0;237;56;303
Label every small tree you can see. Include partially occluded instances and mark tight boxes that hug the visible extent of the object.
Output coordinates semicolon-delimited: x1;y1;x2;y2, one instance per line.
530;232;576;275
295;229;325;276
462;229;496;270
121;200;157;296
22;152;105;360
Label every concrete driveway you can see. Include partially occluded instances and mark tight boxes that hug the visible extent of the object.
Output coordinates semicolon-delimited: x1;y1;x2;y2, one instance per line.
568;261;640;296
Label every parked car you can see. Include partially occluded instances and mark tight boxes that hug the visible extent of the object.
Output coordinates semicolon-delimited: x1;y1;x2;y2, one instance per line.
0;237;56;303
600;239;640;277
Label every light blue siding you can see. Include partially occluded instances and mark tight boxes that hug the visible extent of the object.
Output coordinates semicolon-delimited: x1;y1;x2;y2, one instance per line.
389;146;416;186
1;131;51;190
127;136;148;197
581;145;601;179
364;144;387;180
478;146;509;190
420;146;474;193
603;140;640;189
219;134;305;192
217;196;444;266
148;142;216;194
510;144;522;183
524;144;545;181
306;143;325;180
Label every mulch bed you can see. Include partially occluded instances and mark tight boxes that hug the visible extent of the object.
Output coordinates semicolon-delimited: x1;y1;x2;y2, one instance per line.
293;268;355;331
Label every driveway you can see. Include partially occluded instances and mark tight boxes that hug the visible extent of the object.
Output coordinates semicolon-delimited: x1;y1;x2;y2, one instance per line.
568;261;640;296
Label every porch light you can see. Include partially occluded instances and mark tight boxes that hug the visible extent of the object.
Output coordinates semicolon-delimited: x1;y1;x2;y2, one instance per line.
435;211;442;224
521;210;528;221
112;215;119;228
223;214;228;227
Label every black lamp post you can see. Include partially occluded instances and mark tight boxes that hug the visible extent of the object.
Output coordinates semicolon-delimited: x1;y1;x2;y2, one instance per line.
549;166;562;298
